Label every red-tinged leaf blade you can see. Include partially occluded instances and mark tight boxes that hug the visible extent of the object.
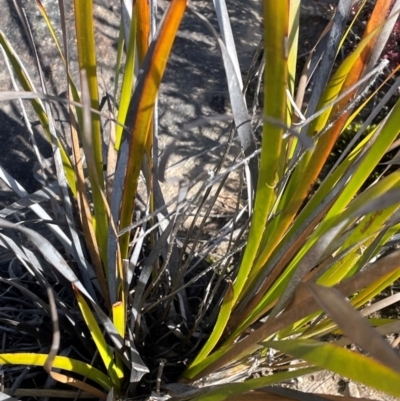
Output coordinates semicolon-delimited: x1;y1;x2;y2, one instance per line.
118;0;187;257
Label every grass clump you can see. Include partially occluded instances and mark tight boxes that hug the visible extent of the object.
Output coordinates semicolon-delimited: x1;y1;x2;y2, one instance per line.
1;0;400;400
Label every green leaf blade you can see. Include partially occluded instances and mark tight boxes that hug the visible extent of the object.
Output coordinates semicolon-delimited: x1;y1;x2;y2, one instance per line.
266;338;400;397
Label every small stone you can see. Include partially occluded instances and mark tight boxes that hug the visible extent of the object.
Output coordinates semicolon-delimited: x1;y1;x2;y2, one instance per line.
343;382;361;398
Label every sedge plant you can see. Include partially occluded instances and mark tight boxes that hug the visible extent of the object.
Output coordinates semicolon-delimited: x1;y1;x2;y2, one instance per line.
1;0;400;400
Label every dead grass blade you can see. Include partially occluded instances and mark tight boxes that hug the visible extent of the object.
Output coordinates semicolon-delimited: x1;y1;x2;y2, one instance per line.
0;183;57;218
307;283;400;373
361;292;400;316
334;320;400;348
188;4;258;191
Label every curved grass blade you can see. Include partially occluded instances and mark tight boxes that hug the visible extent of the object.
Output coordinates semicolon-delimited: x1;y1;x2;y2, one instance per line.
316;97;400;236
190;367;318;401
0;183;55;218
34;0;82;111
318;203;400;286
265;338;400;398
44;287;108;400
0;354;111;391
0;166;81;265
188;281;234;369
74;286;123;389
273;0;353;225
136;0;156;227
352;264;400;311
0;30;75;193
80;69;111;302
0;218;129;367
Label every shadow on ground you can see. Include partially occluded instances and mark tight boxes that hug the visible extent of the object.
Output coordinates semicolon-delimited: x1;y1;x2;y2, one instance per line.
0;0;331;207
